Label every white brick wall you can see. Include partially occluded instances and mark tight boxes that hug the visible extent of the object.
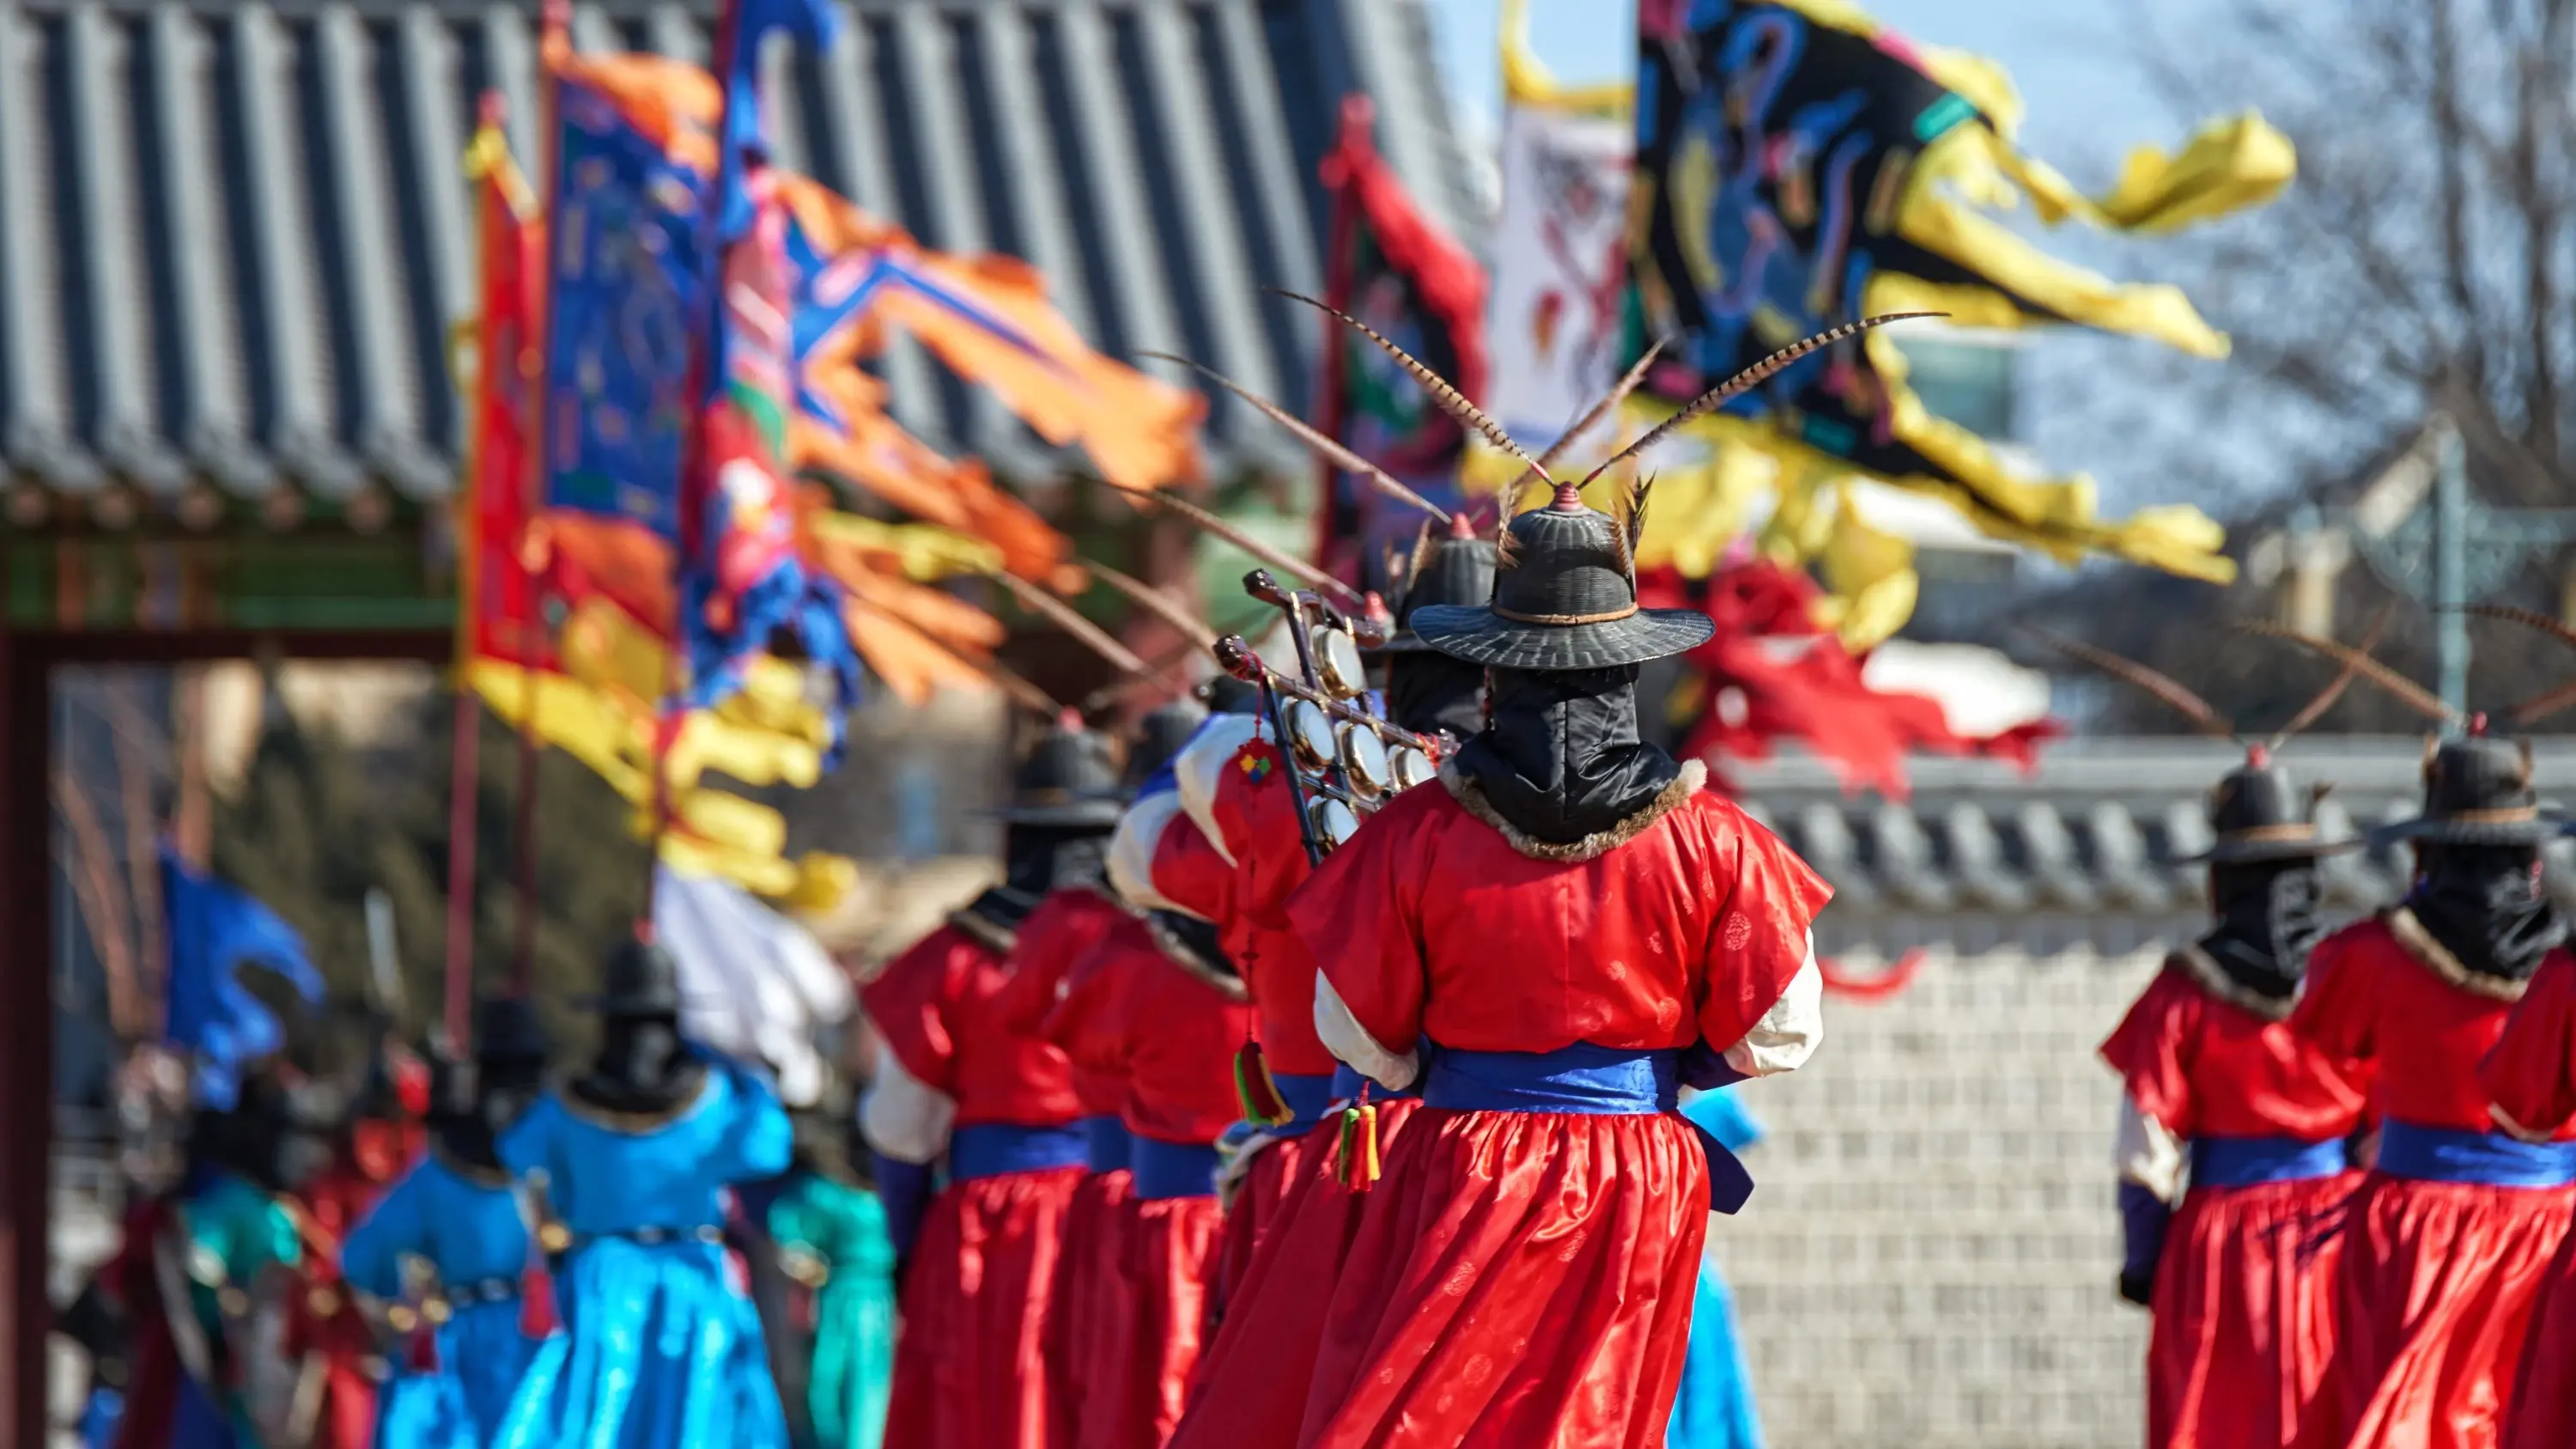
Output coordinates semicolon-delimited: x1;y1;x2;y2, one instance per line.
1715;939;2168;1448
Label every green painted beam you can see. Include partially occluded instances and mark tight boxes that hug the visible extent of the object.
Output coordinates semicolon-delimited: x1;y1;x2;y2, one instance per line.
3;532;453;634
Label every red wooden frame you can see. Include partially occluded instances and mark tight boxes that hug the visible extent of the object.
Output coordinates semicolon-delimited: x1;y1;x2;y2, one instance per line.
0;624;449;1447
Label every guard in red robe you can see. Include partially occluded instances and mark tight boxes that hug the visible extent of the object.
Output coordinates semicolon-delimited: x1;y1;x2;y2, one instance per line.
1044;895;1255;1449
1163;519;1492;1449
1007;701;1213;1448
290;1040;429;1449
1283;484;1831;1446
860;717;1127;1449
2098;750;2372;1449
2486;931;2576;1449
2289;729;2575;1449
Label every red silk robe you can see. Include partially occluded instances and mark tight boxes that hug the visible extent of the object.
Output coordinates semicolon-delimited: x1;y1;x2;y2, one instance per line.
2100;955;2372;1449
865;914;1086;1449
1285;764;1828;1448
2290;917;2576;1449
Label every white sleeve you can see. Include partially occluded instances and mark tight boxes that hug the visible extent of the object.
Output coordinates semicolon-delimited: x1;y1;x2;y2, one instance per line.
858;1050;957;1166
1173;715;1263;865
1314;971;1420;1092
2115;1094;2185;1202
1721;935;1824;1078
1106;791;1188;913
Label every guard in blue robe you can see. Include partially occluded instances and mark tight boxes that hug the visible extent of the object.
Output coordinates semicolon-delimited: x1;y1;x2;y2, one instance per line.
1670;1086;1768;1449
494;939;794;1449
346;1000;556;1447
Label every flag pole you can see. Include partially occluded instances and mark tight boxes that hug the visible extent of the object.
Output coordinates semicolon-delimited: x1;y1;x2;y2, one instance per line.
513;0;572;993
442;90;513;1053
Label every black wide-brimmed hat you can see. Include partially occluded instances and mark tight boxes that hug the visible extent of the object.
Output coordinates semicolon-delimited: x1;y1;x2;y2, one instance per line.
577;937;685;1017
1413;485;1715;671
2372;733;2565;846
2184;749;2360;864
1125;701;1206;790
993;715;1127;827
473;997;552;1066
1370;517;1499;655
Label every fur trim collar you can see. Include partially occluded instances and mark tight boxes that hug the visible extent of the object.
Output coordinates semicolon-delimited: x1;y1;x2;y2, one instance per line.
947;908;1019;957
2385;906;2530;1002
1140;914;1250;1002
2171;945;2297;1022
1438;758;1707;862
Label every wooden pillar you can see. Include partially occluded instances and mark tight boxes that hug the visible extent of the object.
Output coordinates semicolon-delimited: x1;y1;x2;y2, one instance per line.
0;626;52;1449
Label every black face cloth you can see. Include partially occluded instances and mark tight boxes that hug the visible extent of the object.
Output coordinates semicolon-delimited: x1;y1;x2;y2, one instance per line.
2409;843;2568;983
1449;665;1684;845
1384;654;1486;743
2198;859;2327;1002
1000;825;1111;902
570;1016;707;1117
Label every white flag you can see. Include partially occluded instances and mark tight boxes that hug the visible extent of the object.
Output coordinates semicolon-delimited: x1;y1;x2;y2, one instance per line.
653;865;853;1108
1487;102;1633;444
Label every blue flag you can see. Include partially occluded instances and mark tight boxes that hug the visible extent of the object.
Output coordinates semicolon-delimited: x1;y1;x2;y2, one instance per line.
542;76;707;539
160;845;324;1109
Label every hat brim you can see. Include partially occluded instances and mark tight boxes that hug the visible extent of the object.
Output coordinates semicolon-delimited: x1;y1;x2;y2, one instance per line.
984;799;1127;828
1410;604;1717;671
2182;836;2365;865
1360;631;1445;656
2366;814;2570;847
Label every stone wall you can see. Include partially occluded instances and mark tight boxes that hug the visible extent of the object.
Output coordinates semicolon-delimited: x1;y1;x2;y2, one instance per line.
1718;938;2169;1449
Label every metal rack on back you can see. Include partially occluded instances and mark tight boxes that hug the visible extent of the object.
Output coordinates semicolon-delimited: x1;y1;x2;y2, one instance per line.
1213;570;1440;867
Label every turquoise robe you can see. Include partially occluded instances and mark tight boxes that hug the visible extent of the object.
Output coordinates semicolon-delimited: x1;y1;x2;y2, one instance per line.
493;1062;794;1449
343;1148;549;1447
764;1175;896;1449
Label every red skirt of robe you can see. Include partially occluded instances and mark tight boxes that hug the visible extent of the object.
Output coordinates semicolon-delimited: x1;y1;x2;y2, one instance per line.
2148;1172;2363;1449
1051;1169;1138;1449
1116;1196;1228;1449
2300;1173;2575;1449
889;1164;1087;1449
1170;1101;1422;1449
1295;1107;1706;1449
1206;1126;1324;1330
2503;1229;2576;1449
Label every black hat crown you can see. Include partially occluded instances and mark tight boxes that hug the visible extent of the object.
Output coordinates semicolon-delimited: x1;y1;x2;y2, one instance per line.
1409;486;1716;672
2372;728;2559;845
997;713;1127;826
1126;702;1206;788
589;937;683;1018
2195;747;2354;862
473;997;552;1066
1377;518;1498;654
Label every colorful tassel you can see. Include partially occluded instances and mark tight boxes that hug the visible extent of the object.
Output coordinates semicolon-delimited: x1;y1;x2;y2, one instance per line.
1235;1041;1294;1126
1336;1101;1381;1190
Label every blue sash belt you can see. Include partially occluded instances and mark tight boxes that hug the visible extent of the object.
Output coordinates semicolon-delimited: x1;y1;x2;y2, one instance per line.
951;1123;1086;1184
1273;1072;1337;1132
2376;1121;2576;1188
2188;1137;2347;1188
1419;1044;1753;1215
1130;1138;1224;1201
1330;1063;1419;1104
1081;1116;1133;1175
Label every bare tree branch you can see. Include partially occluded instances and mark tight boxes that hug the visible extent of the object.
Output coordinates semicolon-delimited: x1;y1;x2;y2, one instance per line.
55;770;140;1040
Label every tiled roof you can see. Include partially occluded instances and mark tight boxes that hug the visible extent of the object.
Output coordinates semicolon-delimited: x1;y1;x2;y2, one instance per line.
1732;736;2576;923
0;0;1479;524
